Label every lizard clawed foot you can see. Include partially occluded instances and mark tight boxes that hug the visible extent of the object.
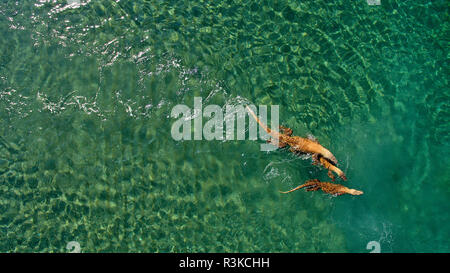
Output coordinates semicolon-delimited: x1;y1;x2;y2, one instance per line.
279;125;293;136
312;153;320;165
328;170;336;182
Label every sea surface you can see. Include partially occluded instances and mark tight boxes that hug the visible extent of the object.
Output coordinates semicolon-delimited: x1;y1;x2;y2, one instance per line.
0;0;448;252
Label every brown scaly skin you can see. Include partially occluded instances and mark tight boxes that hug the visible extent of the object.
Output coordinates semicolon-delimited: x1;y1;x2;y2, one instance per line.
280;179;363;196
246;105;346;181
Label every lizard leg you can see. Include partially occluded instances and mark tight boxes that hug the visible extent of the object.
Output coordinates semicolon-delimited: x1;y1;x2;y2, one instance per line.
312;153;320;165
306;179;321;183
279;125;293;136
327;170;336;182
306;186;320;192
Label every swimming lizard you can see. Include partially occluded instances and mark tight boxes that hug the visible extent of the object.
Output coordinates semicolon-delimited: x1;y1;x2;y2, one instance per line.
280;179;363;196
245;105;347;181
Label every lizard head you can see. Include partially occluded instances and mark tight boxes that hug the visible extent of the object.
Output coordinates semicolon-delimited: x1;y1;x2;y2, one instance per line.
346;188;363;195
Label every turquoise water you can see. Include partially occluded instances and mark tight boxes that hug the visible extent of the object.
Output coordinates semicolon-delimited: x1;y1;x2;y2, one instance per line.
0;0;448;252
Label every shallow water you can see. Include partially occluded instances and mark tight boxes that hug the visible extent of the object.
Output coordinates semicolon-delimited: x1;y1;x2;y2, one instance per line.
0;0;448;252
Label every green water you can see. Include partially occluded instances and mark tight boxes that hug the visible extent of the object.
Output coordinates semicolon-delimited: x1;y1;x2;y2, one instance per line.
0;0;448;252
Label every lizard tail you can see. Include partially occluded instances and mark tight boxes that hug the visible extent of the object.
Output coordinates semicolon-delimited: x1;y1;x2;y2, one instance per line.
245;105;280;139
279;183;308;194
245;105;270;134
